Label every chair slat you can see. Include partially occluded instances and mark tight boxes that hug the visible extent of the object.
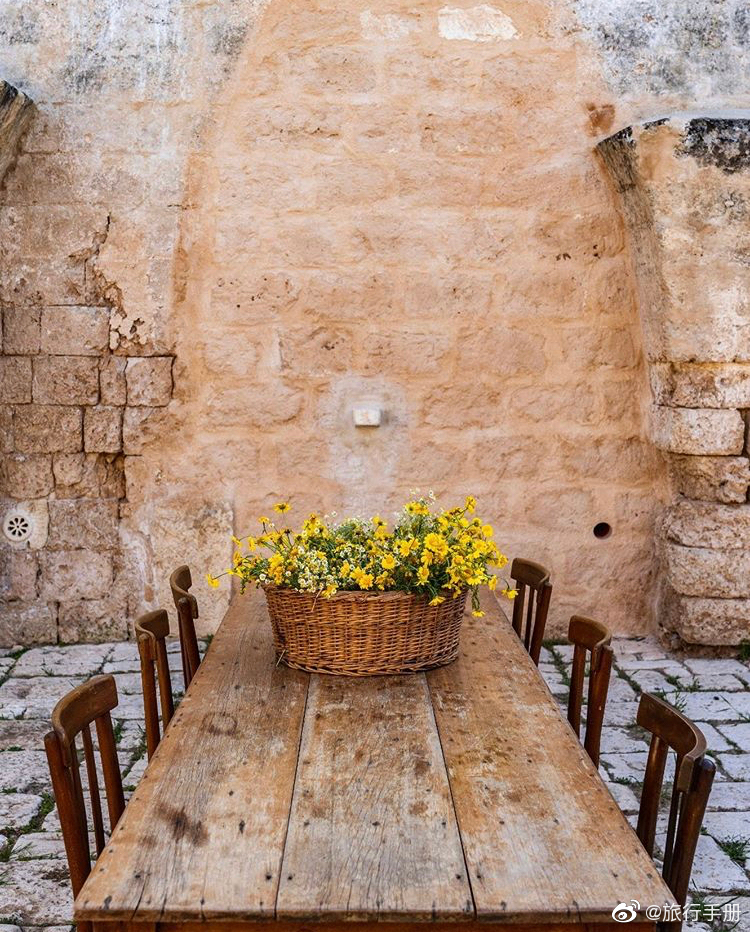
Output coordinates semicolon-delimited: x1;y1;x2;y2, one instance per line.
566;615;612;768
509;557;552;667
82;723;105;855
135;609;175;759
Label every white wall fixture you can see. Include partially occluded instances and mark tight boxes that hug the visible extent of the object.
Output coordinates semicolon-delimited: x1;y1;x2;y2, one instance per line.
3;509;33;544
352;405;382;427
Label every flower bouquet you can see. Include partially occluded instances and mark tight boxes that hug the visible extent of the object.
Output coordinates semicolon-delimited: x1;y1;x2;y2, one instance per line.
208;495;515;676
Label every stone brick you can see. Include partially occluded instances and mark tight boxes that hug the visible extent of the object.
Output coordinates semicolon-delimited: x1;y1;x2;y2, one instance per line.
2;305;40;354
0;549;38;600
663;500;750;549
0;453;54;498
669;455;750;503
52;452;124;499
0;405;12;452
666;591;750;646
32;355;99;404
652;362;750;408
666;543;750;598
0;601;56;647
40;305;109;355
58;596;128;643
125;356;173;406
39;550;113;600
650;406;745;455
83;404;122;452
122;405;171;453
47;499;119;551
0;356;31;402
99;355;127;404
12;404;82;453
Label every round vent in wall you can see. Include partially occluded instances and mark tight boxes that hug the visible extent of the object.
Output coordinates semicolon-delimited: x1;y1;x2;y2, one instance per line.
3;509;34;544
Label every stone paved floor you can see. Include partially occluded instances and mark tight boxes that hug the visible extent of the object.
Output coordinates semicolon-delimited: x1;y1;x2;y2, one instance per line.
0;637;749;931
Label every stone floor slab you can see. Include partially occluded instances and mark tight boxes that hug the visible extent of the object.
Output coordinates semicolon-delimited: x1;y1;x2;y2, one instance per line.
9;832;66;860
0;677;84;719
0;751;51;792
0;793;43;832
0;860;73;924
11;645;111;678
703;808;750;839
720;754;750;781
0;720;50;751
718;722;750;748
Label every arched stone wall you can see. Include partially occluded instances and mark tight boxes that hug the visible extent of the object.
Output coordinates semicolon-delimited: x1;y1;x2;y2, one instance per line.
599;118;750;644
121;0;667;637
4;0;750;644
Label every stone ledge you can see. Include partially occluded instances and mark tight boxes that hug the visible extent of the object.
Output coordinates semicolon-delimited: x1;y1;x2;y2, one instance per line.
668;455;750;503
651;362;750;408
665;542;750;598
663;500;750;549
650;405;745;455
665;589;750;646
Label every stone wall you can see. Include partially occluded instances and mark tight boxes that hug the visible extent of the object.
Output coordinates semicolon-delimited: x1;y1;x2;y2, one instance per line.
599;119;750;646
1;0;750;646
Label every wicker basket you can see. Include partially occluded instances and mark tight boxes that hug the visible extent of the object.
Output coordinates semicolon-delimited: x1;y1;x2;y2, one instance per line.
263;585;467;676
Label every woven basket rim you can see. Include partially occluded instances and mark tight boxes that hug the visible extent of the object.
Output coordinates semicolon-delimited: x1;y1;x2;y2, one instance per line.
261;584;466;604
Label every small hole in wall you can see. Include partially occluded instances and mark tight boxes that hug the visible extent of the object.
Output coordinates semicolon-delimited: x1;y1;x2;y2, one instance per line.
593;522;612;539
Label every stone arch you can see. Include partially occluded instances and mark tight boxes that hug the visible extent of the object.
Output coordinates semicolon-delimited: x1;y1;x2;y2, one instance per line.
121;0;672;636
598;116;750;645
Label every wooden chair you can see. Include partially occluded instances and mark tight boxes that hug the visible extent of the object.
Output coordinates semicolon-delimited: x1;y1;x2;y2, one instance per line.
635;692;716;931
135;609;175;759
169;564;201;688
509;557;552;666
566;615;613;767
44;675;126;923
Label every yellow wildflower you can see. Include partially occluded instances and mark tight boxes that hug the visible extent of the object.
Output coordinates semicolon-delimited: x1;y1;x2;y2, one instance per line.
429;595;445;606
358;572;374;590
465;495;476;513
206;573;220;589
381;554;396;570
259;515;269;524
482;524;493;538
274;502;291;513
488;575;498;591
502;587;518;600
417;565;429;584
472;609;485;617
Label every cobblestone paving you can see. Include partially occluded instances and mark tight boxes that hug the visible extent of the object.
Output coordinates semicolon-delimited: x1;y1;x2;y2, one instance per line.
0;637;749;931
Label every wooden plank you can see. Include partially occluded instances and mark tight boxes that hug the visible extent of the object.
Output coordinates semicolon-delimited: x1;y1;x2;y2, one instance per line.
75;589;309;922
276;673;473;920
427;589;676;923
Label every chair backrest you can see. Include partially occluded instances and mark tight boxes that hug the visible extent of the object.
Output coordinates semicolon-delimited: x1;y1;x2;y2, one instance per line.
44;675;126;902
135;609;175;760
566;615;613;767
169;564;201;688
509;557;552;666
636;693;716;927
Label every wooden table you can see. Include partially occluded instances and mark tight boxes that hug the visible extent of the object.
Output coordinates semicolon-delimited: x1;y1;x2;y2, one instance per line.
76;589;675;932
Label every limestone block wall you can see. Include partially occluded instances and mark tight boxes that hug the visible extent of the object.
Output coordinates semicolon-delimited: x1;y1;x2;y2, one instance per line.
599;119;750;646
2;0;750;646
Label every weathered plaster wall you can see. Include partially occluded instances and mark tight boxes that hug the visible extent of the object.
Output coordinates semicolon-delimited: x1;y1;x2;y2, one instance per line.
599;119;750;646
4;0;749;645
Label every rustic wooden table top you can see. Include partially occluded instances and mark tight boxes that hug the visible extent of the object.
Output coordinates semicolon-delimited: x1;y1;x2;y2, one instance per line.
75;589;674;930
